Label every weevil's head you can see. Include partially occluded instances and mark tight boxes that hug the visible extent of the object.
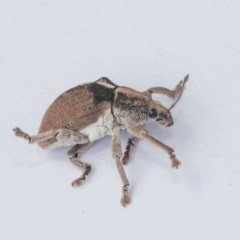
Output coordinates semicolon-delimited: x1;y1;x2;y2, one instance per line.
113;87;173;128
148;100;173;127
147;74;189;127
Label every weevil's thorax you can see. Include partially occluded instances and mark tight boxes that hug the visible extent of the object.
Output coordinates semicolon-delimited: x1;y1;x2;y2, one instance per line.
112;87;150;128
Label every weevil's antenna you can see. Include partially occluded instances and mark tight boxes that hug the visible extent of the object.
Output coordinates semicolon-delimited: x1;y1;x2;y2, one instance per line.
169;74;189;111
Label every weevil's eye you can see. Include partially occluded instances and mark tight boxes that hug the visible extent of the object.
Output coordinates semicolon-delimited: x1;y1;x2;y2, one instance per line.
149;108;157;118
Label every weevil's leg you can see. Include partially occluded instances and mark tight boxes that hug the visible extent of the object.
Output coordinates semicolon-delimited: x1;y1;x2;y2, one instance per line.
147;83;182;99
127;126;181;169
147;74;189;99
67;142;92;158
112;129;130;206
122;136;139;165
42;128;89;149
13;127;59;143
13;127;89;150
68;142;93;187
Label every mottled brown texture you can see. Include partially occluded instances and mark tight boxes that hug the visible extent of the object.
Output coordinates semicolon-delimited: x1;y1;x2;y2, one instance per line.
37;82;115;148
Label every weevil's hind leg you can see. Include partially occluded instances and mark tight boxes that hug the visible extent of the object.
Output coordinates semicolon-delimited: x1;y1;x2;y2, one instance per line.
14;127;89;150
147;74;189;99
122;136;139;165
128;126;181;168
112;129;130;207
42;128;89;149
13;127;59;144
68;142;92;187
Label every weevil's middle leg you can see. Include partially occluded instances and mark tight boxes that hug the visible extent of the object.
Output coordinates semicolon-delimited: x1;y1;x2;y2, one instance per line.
112;129;130;207
68;142;92;187
127;126;181;168
122;136;139;165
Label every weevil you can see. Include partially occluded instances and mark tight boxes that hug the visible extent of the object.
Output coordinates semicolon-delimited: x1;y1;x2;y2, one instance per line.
13;74;189;206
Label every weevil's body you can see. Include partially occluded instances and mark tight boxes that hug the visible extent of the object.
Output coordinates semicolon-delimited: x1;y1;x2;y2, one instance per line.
38;79;118;148
38;78;164;149
13;75;189;207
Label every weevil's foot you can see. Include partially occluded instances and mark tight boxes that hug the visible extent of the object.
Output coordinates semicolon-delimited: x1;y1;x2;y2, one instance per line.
71;178;82;187
121;195;130;207
72;165;91;187
169;153;181;169
172;159;181;169
13;127;31;141
121;154;129;165
176;80;185;91
121;185;131;207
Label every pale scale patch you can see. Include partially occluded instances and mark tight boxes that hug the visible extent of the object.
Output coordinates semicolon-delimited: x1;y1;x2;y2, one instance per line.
79;109;116;142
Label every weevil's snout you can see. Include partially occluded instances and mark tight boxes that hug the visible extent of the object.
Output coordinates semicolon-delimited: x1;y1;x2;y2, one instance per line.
149;101;174;127
155;109;173;128
166;116;174;127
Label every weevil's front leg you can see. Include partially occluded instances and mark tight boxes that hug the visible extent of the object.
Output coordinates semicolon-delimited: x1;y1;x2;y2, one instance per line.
68;142;92;187
127;126;181;168
147;74;189;99
112;129;130;206
122;136;139;165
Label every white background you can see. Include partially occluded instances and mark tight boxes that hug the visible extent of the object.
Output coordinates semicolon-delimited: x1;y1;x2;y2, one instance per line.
1;1;240;239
